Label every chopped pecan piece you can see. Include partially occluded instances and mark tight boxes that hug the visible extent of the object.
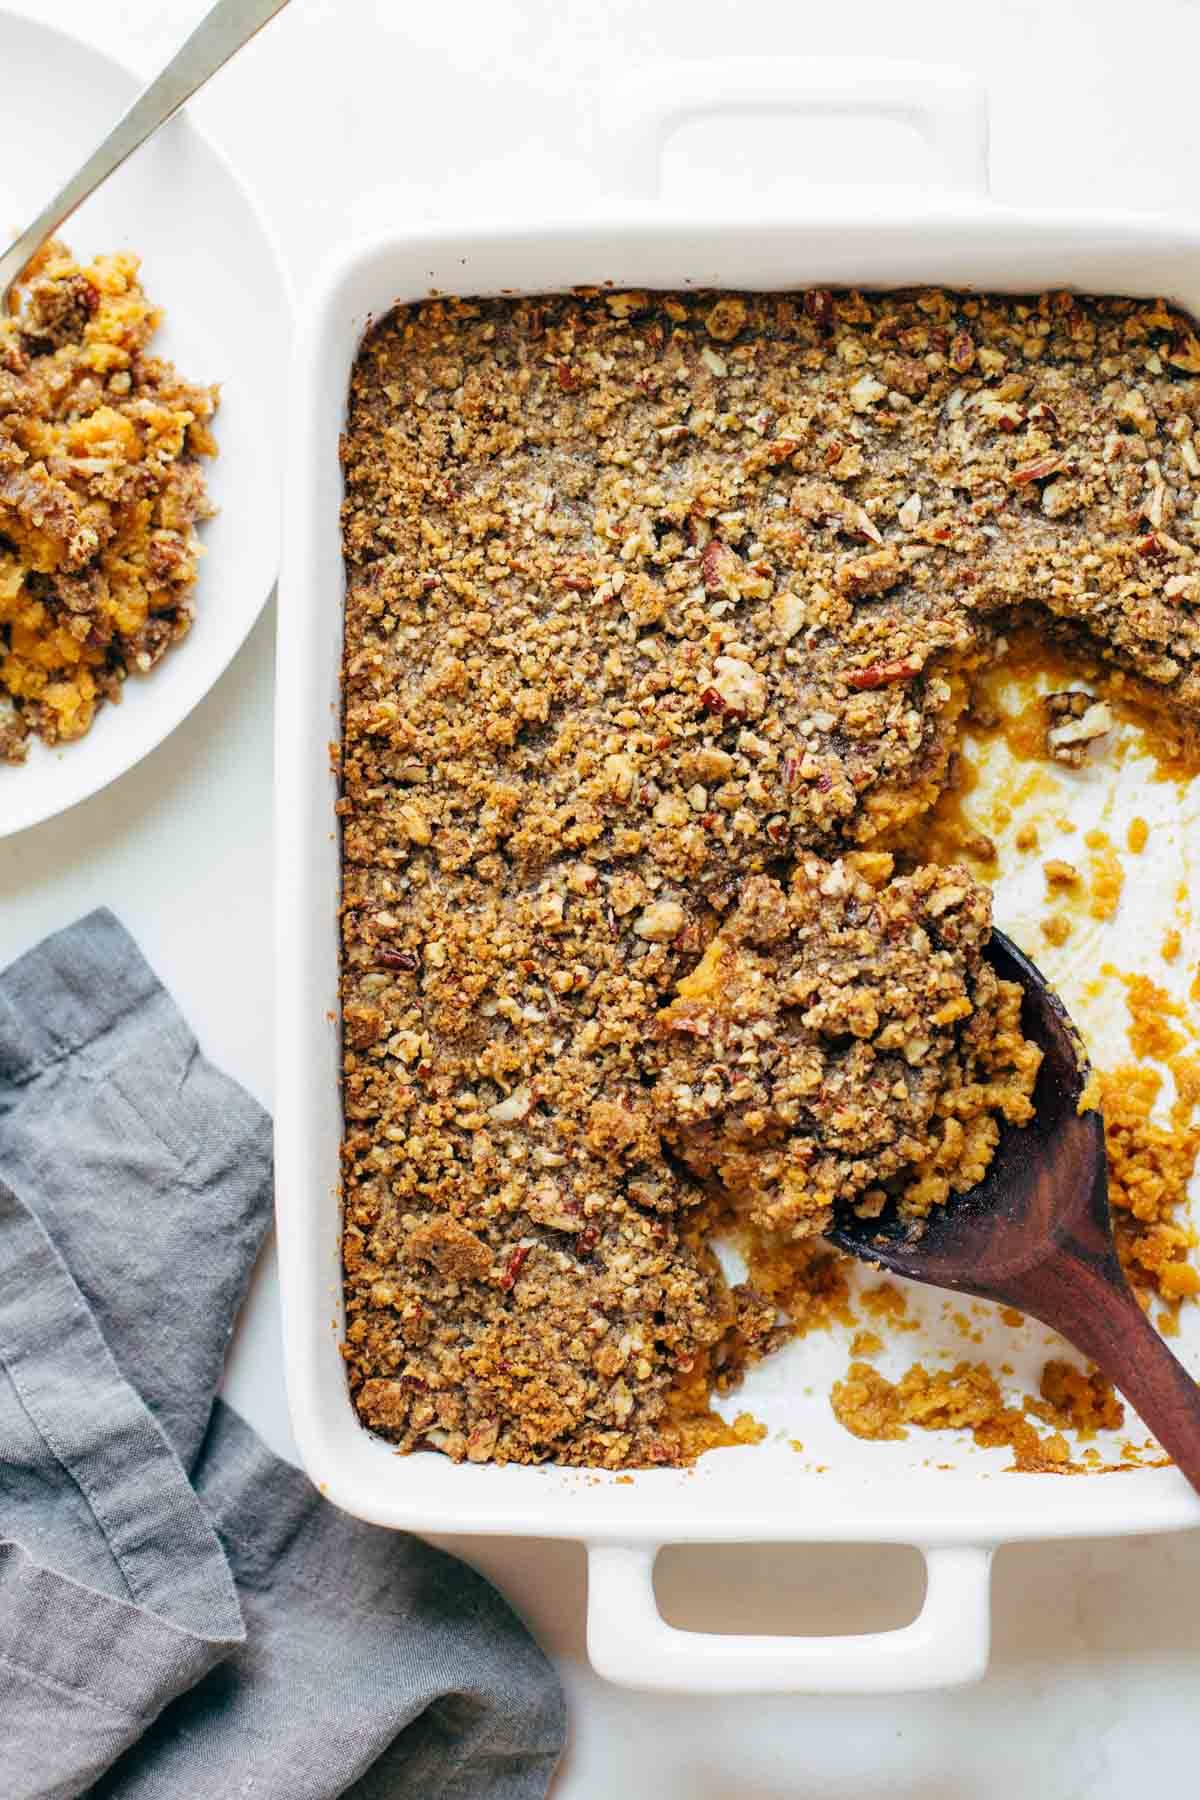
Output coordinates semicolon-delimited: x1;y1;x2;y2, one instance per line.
845;656;923;690
835;545;902;599
1044;692;1113;765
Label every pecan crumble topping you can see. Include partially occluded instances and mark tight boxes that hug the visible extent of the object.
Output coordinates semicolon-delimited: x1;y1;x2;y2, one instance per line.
650;859;1039;1240
339;285;1200;1469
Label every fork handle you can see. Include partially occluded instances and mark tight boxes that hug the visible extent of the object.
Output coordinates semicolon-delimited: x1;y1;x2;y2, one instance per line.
0;0;291;300
1018;1245;1200;1491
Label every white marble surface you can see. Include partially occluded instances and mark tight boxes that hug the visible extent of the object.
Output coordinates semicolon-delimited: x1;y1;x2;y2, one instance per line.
6;1;1200;1792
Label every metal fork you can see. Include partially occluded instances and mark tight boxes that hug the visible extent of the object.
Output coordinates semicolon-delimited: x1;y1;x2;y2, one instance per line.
1;0;291;311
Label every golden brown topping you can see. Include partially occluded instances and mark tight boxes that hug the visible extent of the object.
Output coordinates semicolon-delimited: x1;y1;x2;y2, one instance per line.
338;282;1200;1469
649;862;1039;1239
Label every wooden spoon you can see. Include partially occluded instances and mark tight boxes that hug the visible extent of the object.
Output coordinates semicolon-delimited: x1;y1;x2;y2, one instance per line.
826;929;1200;1491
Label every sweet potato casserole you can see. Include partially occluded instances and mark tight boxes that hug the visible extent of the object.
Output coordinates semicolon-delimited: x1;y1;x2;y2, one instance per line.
1;239;218;763
338;285;1200;1469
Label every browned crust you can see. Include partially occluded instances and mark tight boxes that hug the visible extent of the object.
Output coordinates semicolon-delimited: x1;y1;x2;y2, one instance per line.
338;284;1200;1468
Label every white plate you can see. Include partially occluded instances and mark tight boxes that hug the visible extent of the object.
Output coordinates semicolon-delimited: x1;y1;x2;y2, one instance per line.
0;6;288;837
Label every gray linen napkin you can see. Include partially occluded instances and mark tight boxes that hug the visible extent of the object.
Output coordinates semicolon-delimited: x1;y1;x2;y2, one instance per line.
0;909;566;1799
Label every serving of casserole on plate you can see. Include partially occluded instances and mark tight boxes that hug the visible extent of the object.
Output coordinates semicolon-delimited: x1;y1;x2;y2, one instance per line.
276;61;1200;1694
1;239;219;764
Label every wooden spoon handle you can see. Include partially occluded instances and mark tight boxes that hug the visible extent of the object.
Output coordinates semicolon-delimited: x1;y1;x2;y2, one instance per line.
1020;1248;1200;1491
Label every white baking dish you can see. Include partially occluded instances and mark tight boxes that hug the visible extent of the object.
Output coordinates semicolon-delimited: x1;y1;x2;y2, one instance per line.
275;57;1200;1695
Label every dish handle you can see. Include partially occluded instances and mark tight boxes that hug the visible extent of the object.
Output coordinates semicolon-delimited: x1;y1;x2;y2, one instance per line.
602;56;990;202
585;1541;993;1693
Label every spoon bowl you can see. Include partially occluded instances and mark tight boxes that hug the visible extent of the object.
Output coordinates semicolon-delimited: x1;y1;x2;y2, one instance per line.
827;929;1200;1491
